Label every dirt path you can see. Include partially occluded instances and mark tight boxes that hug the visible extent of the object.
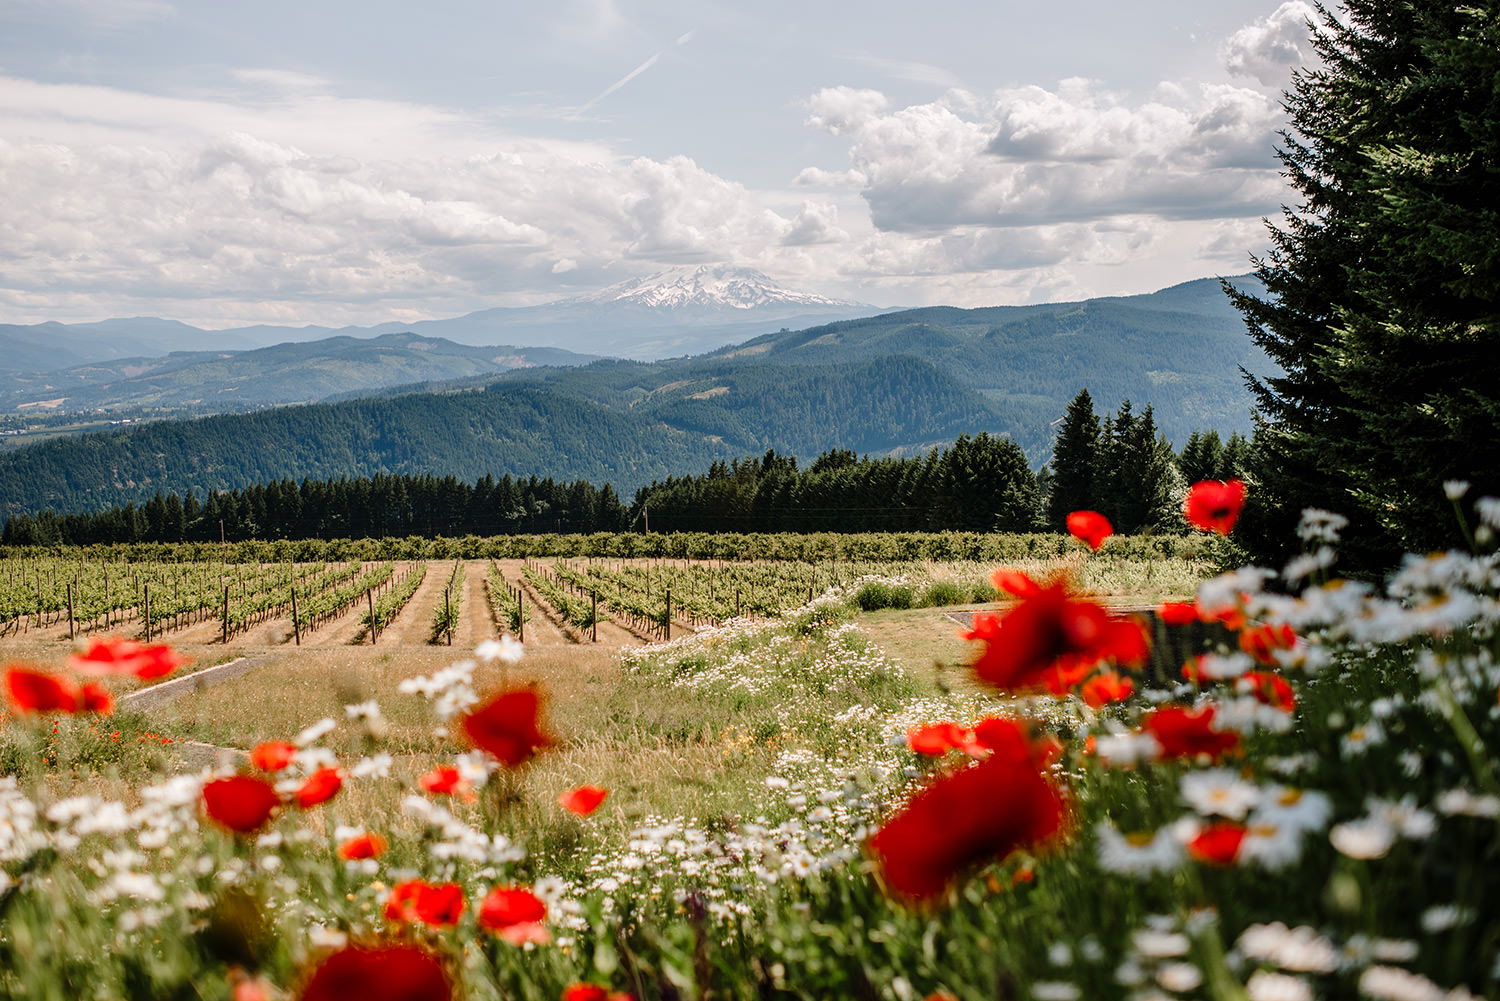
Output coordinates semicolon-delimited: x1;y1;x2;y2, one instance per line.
449;561;493;651
300;597;374;648
502;564;577;647
379;562;447;647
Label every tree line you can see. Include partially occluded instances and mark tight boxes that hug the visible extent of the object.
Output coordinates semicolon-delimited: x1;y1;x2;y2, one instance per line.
1043;389;1251;535
0;415;1257;547
0;473;631;546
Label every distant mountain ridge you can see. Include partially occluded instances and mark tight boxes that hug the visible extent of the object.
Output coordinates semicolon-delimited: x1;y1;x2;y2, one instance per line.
0;334;597;416
0;274;1272;518
0;265;881;369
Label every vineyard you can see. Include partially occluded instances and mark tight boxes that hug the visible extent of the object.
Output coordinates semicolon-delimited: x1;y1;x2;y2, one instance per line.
0;538;1214;655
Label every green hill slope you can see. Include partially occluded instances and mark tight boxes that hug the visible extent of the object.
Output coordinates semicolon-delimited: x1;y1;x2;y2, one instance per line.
0;357;993;514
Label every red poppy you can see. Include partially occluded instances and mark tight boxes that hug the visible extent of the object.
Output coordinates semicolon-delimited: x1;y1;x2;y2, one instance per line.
964;583;1149;696
1066;510;1113;551
299;943;451;1001
1079;670;1135;708
1183;480;1247;535
338;832;387;860
990;569;1042;598
295;767;343;808
202;775;282;834
78;682;114;714
1186;822;1248;865
250;741;298;772
69;636;186;680
1241;671;1296;712
477;885;547;934
558;785;608;816
1239;622;1298;665
385;880;465;927
418;766;476;802
5;667;79;714
562;986;633;1001
906;722;969;756
460;687;553;767
1142;705;1241;761
1157;601;1200;626
867;718;1067;902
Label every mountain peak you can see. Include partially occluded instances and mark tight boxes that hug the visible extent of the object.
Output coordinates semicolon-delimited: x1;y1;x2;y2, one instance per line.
566;264;860;312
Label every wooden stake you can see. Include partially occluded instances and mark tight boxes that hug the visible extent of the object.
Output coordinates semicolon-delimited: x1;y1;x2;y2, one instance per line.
592;590;598;642
65;581;74;640
222;585;229;644
291;588;300;645
367;588;376;644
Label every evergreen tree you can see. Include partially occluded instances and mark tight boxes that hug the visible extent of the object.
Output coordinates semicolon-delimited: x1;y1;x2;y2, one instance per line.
1227;2;1500;563
1093;401;1134;529
1178;431;1225;485
1047;389;1101;530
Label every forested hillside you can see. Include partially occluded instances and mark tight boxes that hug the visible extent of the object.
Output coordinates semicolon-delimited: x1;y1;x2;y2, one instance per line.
0;358;993;515
0;276;1270;518
0;333;596;415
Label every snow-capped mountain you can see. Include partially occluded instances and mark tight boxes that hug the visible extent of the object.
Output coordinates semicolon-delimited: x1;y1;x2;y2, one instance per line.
569;264;861;312
2;266;881;367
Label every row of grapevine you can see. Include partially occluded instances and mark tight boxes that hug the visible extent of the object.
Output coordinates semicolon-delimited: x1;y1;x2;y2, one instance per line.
429;561;463;645
484;562;526;635
289;562;397;636
364;563;427;641
521;561;596;633
545;561;664;639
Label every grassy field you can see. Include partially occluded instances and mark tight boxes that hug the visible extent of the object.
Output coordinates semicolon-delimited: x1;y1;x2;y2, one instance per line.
2;536;1496;1000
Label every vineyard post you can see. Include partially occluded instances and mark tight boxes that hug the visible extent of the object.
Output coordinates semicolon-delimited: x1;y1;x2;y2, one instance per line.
736;589;741;618
144;584;151;641
444;587;452;645
222;586;229;644
519;594;525;643
367;589;376;645
66;581;74;640
291;588;301;645
664;588;671;640
591;590;597;642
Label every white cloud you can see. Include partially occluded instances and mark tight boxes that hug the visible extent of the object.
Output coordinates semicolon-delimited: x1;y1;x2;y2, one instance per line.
0;76;860;324
0;51;1290;325
781;201;847;246
804;80;1285;235
792;166;866;188
1222;2;1319;87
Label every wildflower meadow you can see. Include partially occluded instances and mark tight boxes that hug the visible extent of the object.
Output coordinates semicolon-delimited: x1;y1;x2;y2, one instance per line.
2;480;1498;1000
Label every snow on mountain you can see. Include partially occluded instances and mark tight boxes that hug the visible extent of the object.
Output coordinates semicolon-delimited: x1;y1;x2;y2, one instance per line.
567;264;861;312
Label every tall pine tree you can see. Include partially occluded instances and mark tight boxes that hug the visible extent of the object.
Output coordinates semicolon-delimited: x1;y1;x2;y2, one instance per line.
1228;2;1500;564
1047;388;1101;530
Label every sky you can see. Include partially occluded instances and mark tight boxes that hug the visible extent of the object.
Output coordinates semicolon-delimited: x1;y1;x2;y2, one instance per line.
0;0;1322;329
